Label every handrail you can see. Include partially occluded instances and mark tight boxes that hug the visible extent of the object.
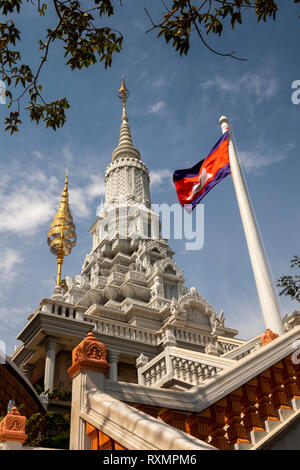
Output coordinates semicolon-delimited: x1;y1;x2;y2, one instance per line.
81;391;216;450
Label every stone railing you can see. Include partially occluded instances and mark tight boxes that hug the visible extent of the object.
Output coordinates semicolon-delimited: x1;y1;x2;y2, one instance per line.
39;299;85;321
68;327;300;450
171;357;221;386
216;336;245;354
68;332;214;451
106;326;300;450
222;335;262;360
132;355;300;450
94;318;161;346
139;356;167;387
83;391;215;451
137;346;235;388
173;328;243;353
173;328;211;348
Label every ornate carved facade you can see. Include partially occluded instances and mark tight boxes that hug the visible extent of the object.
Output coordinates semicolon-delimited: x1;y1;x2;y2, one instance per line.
12;85;243;403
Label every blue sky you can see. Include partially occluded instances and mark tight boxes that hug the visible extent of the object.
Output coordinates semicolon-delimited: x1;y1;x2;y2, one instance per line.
0;1;299;354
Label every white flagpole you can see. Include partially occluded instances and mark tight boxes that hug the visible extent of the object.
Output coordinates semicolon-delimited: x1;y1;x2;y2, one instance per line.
219;116;284;335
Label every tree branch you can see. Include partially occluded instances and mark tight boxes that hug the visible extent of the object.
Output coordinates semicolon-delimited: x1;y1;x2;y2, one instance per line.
187;0;246;60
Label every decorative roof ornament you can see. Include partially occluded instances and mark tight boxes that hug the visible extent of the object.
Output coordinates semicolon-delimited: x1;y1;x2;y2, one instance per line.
68;332;110;379
260;328;279;346
112;76;141;161
47;169;77;286
118;75;129;105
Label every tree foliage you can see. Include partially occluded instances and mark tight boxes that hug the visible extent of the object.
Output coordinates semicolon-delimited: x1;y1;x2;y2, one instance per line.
145;0;283;59
0;0;123;133
277;255;300;303
0;0;299;133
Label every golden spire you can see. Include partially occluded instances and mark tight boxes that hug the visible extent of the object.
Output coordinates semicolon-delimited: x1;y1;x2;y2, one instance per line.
47;169;76;286
118;75;129;104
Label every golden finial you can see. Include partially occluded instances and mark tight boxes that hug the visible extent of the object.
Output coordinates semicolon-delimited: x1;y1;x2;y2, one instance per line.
47;169;76;287
118;75;129;104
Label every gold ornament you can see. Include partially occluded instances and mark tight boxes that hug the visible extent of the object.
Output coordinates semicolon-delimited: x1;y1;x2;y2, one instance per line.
47;169;76;286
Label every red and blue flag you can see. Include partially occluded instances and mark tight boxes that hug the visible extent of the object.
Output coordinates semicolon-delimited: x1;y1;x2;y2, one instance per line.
173;131;231;210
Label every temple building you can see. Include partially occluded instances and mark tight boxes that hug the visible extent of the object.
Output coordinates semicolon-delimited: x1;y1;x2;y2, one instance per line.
5;79;300;450
11;79;241;394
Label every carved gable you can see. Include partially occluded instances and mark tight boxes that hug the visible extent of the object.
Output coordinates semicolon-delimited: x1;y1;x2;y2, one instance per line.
170;287;217;327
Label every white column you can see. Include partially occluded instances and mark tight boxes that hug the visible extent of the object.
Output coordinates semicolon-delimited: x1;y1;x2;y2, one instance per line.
136;353;149;385
219;116;284;335
44;336;58;392
107;351;120;381
70;368;106;450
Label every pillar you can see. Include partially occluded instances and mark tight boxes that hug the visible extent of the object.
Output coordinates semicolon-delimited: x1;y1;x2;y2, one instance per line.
44;336;58;393
107;350;120;382
68;332;110;450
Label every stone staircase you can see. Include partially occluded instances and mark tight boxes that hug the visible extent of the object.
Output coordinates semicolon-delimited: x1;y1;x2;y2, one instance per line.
67;326;300;450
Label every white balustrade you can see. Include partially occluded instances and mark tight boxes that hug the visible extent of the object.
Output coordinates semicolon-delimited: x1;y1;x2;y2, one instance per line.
94;319;159;346
139;348;225;387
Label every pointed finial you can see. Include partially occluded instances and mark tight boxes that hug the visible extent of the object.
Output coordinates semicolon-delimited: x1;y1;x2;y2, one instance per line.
118;75;129;104
47;170;76;286
112;77;141;161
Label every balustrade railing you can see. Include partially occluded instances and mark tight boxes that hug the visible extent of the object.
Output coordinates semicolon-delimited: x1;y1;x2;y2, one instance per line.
134;353;300;450
171;357;221;385
173;328;211;347
70;327;300;451
138;348;229;387
95;319;159;346
173;329;242;354
222;336;261;360
40;299;85;321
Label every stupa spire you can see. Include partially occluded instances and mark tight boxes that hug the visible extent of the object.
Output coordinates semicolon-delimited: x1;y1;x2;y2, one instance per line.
102;77;151;216
47;169;77;286
112;76;141;161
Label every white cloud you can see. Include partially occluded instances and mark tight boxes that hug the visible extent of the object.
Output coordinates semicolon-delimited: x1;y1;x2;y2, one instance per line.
0;249;23;271
152;77;166;88
0;167;106;235
0;306;30;336
150;169;172;187
0;249;23;284
68;187;90;218
69;175;105;218
238;150;287;173
0;172;59;234
32;150;43;159
148;101;166;114
86;175;106;199
0;249;24;298
199;72;278;103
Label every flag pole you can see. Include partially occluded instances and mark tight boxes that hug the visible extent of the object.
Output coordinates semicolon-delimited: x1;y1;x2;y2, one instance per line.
219;116;284;335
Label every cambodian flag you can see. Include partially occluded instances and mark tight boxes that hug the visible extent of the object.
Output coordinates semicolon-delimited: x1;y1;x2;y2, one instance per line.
173;131;231;210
